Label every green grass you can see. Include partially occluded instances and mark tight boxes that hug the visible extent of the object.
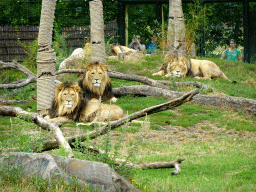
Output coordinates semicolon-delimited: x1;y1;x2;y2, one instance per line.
1;54;256;191
132;139;256;192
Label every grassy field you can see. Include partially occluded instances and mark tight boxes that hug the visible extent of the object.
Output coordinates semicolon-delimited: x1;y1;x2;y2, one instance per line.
0;55;256;191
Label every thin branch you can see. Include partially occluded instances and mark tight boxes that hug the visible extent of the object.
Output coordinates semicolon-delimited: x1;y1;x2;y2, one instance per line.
0;76;37;89
0;99;35;105
0;106;74;158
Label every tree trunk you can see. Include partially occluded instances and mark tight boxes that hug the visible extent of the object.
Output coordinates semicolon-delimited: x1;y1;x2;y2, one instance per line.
90;0;106;64
167;0;186;52
167;0;174;48
36;0;57;113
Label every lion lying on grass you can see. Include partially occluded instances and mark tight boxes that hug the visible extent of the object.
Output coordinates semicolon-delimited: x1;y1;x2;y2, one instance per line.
44;82;126;124
153;50;229;80
78;61;117;102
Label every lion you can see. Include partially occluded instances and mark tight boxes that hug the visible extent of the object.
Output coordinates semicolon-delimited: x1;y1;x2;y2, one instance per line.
44;81;86;123
78;61;117;102
153;50;229;80
44;81;126;124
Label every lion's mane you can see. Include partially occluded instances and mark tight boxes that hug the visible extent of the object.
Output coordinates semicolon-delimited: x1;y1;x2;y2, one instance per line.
78;61;114;101
48;81;87;121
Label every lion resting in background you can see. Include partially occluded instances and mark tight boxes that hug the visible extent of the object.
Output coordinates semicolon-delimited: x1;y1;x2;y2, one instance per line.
44;82;126;124
78;61;117;102
153;50;229;80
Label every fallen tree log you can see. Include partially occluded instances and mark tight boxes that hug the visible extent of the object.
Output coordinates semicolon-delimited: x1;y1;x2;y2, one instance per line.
113;85;256;116
41;89;199;151
0;60;37;89
56;69;168;89
108;70;168;89
0;106;74;158
158;80;215;92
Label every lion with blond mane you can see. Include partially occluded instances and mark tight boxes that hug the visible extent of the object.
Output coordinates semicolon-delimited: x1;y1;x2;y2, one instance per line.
44;81;126;124
78;61;117;102
153;50;229;80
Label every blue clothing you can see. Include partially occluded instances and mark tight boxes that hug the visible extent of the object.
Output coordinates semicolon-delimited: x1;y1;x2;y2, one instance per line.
146;42;157;54
131;44;144;51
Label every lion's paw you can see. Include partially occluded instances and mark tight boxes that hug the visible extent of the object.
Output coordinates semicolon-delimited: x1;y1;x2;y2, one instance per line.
110;97;118;103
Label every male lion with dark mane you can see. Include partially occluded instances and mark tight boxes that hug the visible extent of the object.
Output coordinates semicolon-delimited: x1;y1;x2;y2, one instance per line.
78;61;117;102
153;50;229;80
44;81;126;124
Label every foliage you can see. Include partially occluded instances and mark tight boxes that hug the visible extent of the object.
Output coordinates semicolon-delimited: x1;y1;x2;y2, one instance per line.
183;0;212;53
203;2;244;55
52;28;70;70
17;38;39;73
0;0;41;25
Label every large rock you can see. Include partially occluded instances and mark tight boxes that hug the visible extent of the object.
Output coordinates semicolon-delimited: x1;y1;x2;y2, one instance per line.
0;152;139;192
59;48;86;70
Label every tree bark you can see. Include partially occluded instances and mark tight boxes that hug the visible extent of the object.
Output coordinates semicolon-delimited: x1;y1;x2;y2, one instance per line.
41;89;199;151
36;0;57;112
112;85;256;116
0;106;74;158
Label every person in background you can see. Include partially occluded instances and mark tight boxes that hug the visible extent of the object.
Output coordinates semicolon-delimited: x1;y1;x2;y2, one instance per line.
221;39;242;62
146;36;157;54
128;35;145;52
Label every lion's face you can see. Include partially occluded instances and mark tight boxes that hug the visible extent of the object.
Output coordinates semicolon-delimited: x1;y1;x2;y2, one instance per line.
83;61;110;96
56;83;81;115
167;58;190;78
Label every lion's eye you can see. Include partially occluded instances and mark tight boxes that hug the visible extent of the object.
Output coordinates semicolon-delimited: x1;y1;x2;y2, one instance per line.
91;73;95;75
99;73;102;75
71;94;75;97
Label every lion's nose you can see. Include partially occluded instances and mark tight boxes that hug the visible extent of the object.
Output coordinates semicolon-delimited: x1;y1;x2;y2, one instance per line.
67;100;71;104
95;78;99;83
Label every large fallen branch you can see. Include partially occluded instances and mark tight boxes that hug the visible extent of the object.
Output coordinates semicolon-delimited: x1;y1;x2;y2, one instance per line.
113;85;256;116
108;70;169;89
0;60;37;89
56;69;168;89
0;106;74;158
158;80;215;92
42;89;199;151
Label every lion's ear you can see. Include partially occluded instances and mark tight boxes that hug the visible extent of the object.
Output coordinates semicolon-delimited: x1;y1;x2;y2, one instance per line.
84;64;91;72
55;85;63;95
102;65;108;72
72;84;81;93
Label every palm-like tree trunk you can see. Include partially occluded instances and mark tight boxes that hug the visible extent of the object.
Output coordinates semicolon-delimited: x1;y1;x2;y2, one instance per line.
36;0;57;113
167;0;186;52
90;0;106;64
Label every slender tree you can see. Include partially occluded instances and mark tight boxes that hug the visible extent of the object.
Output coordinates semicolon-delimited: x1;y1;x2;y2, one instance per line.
167;0;186;51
